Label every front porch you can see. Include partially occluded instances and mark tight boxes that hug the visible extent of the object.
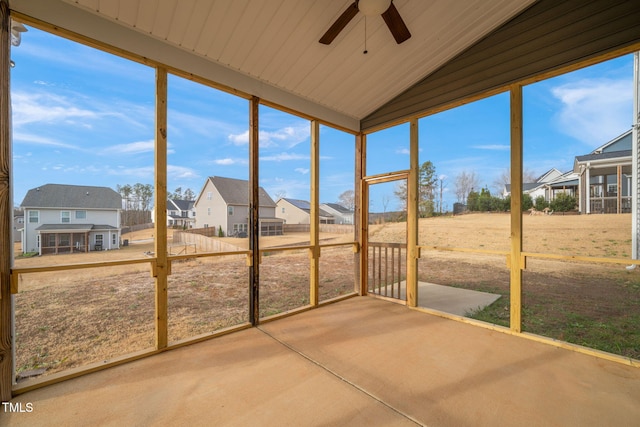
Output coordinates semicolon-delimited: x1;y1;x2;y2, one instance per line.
6;297;639;426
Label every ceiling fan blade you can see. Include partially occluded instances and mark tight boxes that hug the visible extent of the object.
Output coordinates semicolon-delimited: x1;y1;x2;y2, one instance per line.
381;2;411;44
319;2;359;45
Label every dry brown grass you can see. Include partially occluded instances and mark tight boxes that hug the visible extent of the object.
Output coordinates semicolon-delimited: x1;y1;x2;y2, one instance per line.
13;213;639;378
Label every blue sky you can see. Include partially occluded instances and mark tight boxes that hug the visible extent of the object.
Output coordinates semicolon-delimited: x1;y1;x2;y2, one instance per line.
10;25;635;212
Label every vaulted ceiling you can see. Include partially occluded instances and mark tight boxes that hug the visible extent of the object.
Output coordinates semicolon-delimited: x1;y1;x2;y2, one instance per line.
10;0;537;131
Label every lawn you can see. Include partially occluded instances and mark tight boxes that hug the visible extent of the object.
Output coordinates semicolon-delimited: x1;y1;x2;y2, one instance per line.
12;213;640;379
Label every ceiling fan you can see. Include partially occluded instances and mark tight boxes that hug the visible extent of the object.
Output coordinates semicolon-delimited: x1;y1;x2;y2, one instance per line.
319;0;411;45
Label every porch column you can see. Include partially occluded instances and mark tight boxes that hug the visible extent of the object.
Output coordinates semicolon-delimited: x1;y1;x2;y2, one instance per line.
309;120;319;306
509;84;524;333
0;0;12;402
585;164;591;214
249;96;260;324
617;165;622;214
154;67;168;349
356;133;367;295
406;119;419;307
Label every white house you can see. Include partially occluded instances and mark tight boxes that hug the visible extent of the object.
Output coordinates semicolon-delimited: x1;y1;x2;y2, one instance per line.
276;198;335;224
20;184;122;255
320;203;354;225
166;199;196;228
574;129;632;214
194;176;283;236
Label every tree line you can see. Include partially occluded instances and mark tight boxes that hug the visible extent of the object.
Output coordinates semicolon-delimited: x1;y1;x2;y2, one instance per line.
115;184;196;227
388;161;577;218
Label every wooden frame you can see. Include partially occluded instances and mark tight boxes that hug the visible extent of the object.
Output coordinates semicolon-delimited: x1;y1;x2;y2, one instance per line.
0;0;12;403
2;1;639;403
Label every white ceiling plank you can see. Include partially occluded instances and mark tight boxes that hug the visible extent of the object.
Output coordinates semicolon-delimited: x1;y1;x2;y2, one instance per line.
20;0;537;126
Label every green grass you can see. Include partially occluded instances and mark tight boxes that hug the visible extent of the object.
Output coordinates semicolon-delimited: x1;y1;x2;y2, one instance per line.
469;299;640;360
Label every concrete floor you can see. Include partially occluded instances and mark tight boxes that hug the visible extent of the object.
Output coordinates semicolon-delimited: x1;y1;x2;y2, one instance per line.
5;296;640;426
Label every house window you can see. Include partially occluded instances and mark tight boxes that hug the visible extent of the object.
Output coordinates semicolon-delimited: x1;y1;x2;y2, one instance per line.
61;211;70;223
207;191;212;200
233;223;248;233
207;207;211;216
75;210;86;219
29;210;39;223
95;234;103;249
228;206;234;216
281;207;285;213
112;233;117;245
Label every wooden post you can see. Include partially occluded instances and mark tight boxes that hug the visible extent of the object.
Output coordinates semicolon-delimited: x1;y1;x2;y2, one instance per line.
309;120;320;306
154;67;168;349
617;165;622;214
357;133;368;295
249;96;260;325
510;84;524;333
406;119;419;307
0;0;13;402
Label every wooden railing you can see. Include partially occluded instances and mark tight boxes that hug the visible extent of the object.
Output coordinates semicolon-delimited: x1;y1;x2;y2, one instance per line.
590;196;631;214
368;242;406;299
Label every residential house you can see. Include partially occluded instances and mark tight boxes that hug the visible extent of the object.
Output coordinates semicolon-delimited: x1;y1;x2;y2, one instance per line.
194;176;283;236
20;184;122;255
574;129;632;214
13;209;23;242
276;198;335;224
166;199;196;229
320;203;354;225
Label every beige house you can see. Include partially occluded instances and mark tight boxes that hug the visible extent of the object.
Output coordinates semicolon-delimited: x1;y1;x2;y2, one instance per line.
276;198;334;224
194;176;283;236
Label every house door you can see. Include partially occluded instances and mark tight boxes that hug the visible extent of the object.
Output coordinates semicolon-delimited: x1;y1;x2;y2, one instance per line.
362;173;408;302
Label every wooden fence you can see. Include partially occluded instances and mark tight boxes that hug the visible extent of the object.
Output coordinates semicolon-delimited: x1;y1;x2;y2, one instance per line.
368;242;406;300
284;223;354;234
173;230;243;252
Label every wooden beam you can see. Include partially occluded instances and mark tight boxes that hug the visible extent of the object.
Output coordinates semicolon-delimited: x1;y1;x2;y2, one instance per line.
354;133;363;294
357;133;368;295
154;67;168;349
249;96;260;325
510;84;524;333
309;120;320;306
0;0;12;402
406;119;419;307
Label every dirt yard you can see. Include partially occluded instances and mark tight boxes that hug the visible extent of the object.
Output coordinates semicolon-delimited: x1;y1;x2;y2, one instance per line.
12;213;639;378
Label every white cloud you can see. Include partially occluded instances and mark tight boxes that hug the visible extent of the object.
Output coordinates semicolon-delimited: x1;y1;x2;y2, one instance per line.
228;124;310;148
396;148;410;155
472;144;509;151
215;158;236;165
294;167;309;174
12;91;97;127
168;165;199;179
551;77;632;147
260;152;309;162
12;131;81;150
228;130;249;145
102;140;155;155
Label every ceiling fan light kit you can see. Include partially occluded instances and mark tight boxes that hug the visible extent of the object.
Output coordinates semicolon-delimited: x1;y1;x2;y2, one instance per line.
319;0;411;46
358;0;391;16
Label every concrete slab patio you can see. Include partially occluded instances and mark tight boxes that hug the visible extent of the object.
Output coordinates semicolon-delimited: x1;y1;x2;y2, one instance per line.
5;297;640;426
377;281;502;316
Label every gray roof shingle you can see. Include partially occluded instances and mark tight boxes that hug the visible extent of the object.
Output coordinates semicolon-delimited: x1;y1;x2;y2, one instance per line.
210;176;275;207
21;184;122;209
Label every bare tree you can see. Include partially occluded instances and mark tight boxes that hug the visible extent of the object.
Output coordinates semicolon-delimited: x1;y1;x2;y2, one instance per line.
493;167;537;196
338;189;355;210
454;171;479;204
437;174;447;214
